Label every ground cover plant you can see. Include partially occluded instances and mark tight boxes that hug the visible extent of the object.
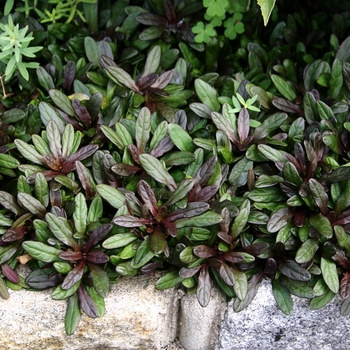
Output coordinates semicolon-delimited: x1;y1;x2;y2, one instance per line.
1;0;350;335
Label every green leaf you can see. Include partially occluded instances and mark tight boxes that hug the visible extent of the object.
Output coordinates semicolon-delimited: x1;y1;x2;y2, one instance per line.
175;211;222;228
155;271;184;290
309;213;333;239
257;144;287;162
230;208;249;239
88;263;109;298
164;178;194;206
272;278;293;315
0;276;9;299
84;37;100;68
310;289;335;309
131;239;155;269
87;195;103;223
257;0;277;26
195;79;220;112
321;257;339;294
52;280;81;300
14;139;44;165
135;107;151;154
141;45;161;78
45;213;79;250
106;67;140;93
232;267;248;301
39;102;65;134
35;172;49;208
248;187;285;203
139;154;177;191
100;124;133;150
283;278;315;299
18;192;47;219
65;293;81;335
168;123;195;152
295;238;319;264
103;232;138;249
253;113;287;140
0;153;20;169
228;157;253;188
271;75;297;101
328;58;343;98
73;193;87;234
334;225;350;257
49;89;75;117
22;241;63;263
96;184;126;209
36;66;55;92
61;124;75;160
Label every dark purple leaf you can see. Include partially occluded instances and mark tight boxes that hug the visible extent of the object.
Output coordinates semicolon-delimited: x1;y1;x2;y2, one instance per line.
304;141;317;176
193;156;217;186
141;262;164;276
264;258;277;278
240;242;269;256
72;99;91;129
25;269;62;289
137;73;158;90
151;71;173;89
279;260;311;281
179;22;195;42
129;144;140;164
166;202;210;221
219;263;235;286
62;260;85;290
138;180;158;217
190;185;218;202
272;97;304;117
76;161;94;199
114;215;153;227
147;87;169;96
293;211;306;227
340;272;350;299
219;208;230;234
162;219;178;237
164;0;177;23
2;226;27;242
294;143;306;173
100;55;117;69
43;155;61;171
78;285;98;318
193;245;217;258
136;13;167;26
150;135;174;158
222;251;245;263
112;163;142;176
86;251;109;264
267;207;294;233
197;264;211;307
61;145;99;173
1;263;18;283
179;265;202;278
27;170;59;185
218;231;233;245
59;251;83;261
238;108;250;143
333;208;350;226
84;223;113;252
63;61;76;91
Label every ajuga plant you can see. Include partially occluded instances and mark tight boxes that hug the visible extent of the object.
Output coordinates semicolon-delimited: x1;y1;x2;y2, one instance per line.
3;0;350;337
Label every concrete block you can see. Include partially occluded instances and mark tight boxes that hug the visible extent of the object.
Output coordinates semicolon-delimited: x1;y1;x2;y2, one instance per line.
0;275;180;350
178;287;228;350
216;278;350;350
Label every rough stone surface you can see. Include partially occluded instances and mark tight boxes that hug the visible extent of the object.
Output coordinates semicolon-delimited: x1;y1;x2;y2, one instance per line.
178;287;228;350
216;278;350;350
0;275;180;350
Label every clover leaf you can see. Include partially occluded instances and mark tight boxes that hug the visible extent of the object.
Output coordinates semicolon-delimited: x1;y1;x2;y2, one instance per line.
223;12;245;40
204;13;226;27
203;0;229;17
192;22;217;44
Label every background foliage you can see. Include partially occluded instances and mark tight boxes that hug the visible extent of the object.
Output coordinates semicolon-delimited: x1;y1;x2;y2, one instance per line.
1;0;350;335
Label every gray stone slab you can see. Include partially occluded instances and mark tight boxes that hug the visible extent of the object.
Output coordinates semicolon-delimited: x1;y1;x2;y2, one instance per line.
0;275;180;350
178;287;227;350
216;278;350;350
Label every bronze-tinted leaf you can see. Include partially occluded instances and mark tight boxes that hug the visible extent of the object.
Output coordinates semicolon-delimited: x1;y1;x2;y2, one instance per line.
86;251;109;264
84;223;113;252
138;180;158;217
62;260;85;290
61;144;99;173
59;251;83;261
2;226;27;242
197;264;211;307
1;263;18;283
78;285;98;318
222;251;244;263
340;272;350;299
63;61;76;91
72;99;91;129
193;245;217;258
